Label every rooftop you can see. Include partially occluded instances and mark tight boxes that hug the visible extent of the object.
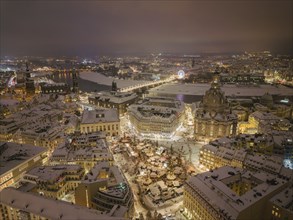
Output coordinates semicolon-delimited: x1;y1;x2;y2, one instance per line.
51;138;112;162
250;111;284;121
81;109;119;124
270;184;293;212
41;82;68;87
186;166;290;219
89;91;138;104
0;142;46;176
0;187;125;220
83;161;125;186
128;97;184;121
25;165;82;182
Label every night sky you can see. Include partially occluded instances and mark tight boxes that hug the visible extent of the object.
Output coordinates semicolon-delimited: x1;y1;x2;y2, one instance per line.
1;1;292;57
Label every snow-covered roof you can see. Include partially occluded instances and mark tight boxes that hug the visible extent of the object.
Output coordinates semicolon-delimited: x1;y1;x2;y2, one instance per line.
250;111;281;121
41;82;68;87
25;165;82;182
201;144;218;153
51;139;112;162
82;161;125;185
81;109;119;124
89;91;138;104
186;166;289;220
128;97;184;122
0;187;125;220
270;184;293;212
0;142;46;176
0;99;19;106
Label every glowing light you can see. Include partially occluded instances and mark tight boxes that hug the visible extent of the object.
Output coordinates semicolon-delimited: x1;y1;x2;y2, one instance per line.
280;99;289;104
177;70;185;79
8;76;17;87
283;159;293;170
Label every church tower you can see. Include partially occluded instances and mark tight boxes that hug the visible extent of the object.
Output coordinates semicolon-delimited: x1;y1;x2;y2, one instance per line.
72;68;79;93
111;80;117;92
194;70;237;141
25;62;35;96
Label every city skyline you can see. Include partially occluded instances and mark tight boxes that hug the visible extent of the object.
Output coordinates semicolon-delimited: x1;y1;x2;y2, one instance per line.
0;50;292;220
1;0;292;57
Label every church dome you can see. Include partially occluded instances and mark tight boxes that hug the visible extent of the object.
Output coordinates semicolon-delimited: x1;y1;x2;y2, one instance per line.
260;92;273;108
202;87;228;113
201;71;228;113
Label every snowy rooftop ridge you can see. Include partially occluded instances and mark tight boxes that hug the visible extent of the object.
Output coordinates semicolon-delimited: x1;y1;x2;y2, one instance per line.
186;166;290;220
128;96;184;122
24;164;82;182
89;91;138;104
51;140;112;162
270;184;293;210
0;142;46;176
83;161;125;185
0;187;125;220
81;109;119;124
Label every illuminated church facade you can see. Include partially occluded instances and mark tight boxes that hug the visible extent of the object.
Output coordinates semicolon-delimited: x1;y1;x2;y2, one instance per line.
194;72;237;141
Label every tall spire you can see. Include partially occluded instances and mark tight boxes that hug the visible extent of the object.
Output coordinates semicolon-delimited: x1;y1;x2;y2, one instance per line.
25;62;31;78
24;62;35;95
26;62;29;71
211;70;221;89
111;80;117;92
72;68;79;93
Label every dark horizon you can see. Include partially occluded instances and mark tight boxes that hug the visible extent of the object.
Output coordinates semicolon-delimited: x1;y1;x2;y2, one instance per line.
1;1;292;57
2;51;293;61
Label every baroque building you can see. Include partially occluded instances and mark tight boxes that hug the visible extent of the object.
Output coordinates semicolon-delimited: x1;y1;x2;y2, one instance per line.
80;109;120;136
194;72;237;141
128;97;185;138
88;81;138;116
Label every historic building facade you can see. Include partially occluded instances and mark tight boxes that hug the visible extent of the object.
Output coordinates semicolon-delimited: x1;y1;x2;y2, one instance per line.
80;109;120;136
128;97;185;138
194;72;237;141
88;82;138;116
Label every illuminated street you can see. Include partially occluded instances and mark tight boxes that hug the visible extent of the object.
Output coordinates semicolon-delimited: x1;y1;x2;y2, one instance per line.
110;109;206;219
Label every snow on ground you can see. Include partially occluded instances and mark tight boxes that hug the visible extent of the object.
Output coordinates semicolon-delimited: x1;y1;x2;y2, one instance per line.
79;71;151;89
0;98;19;106
149;83;293;97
